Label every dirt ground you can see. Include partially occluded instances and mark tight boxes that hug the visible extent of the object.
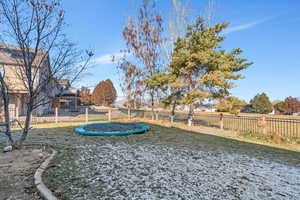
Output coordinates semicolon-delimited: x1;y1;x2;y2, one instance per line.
0;146;50;200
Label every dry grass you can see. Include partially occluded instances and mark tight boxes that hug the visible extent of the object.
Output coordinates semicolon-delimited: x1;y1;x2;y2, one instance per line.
133;118;300;152
17;119;299;152
3;116;300;153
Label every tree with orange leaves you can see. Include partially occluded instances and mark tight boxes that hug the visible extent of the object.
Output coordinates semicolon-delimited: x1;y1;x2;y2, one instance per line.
122;0;164;113
92;79;117;106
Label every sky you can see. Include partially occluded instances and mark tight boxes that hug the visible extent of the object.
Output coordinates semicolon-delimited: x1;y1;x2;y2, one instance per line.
61;0;300;103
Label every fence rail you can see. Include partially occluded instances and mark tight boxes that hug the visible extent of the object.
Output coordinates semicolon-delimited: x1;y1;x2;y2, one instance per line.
139;110;300;139
2;107;300;139
191;113;300;139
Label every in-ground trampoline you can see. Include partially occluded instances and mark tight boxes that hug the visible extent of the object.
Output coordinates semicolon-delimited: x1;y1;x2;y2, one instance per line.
74;122;150;136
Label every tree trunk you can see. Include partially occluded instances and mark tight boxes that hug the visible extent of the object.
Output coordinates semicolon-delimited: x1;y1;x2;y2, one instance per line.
134;98;137;109
187;104;194;126
3;94;14;146
169;100;177;123
17;100;33;147
0;78;14;146
150;89;155;120
171;99;177;118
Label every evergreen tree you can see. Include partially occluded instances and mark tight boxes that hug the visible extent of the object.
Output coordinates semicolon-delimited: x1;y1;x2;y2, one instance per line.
146;73;181;116
216;96;246;115
250;93;273;114
274;101;285;114
148;17;252;121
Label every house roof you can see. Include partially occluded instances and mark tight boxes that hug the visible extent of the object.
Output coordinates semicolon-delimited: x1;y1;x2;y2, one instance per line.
58;79;70;87
62;87;77;95
0;43;48;66
0;43;50;93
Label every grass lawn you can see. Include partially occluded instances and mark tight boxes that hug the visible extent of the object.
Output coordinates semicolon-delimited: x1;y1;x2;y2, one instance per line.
1;121;300;199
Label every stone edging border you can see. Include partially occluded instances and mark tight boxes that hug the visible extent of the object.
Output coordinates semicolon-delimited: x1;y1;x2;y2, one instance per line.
34;148;59;200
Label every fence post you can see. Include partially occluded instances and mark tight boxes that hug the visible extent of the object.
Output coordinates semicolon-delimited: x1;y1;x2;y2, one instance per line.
108;109;111;121
128;108;131;119
262;116;267;134
55;107;58;123
85;107;88;123
155;112;159;120
220;113;224;130
15;106;19;120
188;118;192;127
170;115;174;124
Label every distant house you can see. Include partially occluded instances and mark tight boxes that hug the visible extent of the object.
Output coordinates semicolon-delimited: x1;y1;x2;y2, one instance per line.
178;104;216;112
0;43;56;116
240;105;254;113
78;87;92;105
52;79;78;111
195;104;217;112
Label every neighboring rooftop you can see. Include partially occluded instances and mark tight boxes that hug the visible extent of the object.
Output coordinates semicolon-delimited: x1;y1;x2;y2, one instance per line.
0;43;48;66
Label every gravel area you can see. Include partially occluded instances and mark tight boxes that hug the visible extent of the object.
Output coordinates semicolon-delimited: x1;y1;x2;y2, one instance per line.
61;143;300;200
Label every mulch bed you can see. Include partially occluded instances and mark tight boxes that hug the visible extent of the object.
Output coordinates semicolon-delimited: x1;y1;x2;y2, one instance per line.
84;123;143;133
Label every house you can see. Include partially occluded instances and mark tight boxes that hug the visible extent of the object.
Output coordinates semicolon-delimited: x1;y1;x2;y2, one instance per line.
194;104;217;112
177;104;217;112
52;79;79;112
0;43;55;117
240;105;254;113
78;87;92;105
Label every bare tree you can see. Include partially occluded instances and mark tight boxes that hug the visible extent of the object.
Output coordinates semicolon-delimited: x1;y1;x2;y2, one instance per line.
163;0;191;61
203;0;217;27
0;66;14;145
165;0;216;60
0;0;93;148
122;0;164;114
117;60;143;109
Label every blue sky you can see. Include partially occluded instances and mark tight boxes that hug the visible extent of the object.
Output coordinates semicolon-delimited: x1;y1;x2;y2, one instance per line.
62;0;300;102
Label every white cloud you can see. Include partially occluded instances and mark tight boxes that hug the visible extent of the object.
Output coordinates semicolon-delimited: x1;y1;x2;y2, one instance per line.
223;17;273;34
90;52;127;66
